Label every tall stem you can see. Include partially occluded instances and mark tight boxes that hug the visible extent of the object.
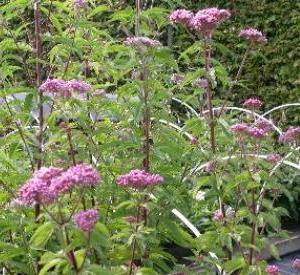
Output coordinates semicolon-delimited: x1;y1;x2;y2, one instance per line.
129;203;141;275
248;189;256;265
34;0;43;223
204;40;216;154
135;0;142;36
63;225;79;273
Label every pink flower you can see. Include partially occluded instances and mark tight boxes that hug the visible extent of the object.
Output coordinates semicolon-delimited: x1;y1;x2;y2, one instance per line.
68;79;92;93
190;8;231;37
190;136;199;145
124;37;161;50
66;164;100;187
279;127;300;144
239;28;267;44
40;79;70;96
117;169;163;188
169;9;194;26
74;209;99;232
205;160;217;173
230;123;249;135
18;167;64;205
50;164;100;195
49;172;75;195
73;0;87;9
254;118;274;132
292;258;300;269
243;97;263;109
265;265;279;275
246;127;268;139
213;209;224;221
266;154;282;164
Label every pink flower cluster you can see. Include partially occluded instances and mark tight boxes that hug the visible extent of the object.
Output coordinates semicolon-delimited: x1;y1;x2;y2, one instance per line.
73;0;87;9
124;37;161;50
190;8;231;37
212;209;224;221
243;97;263;109
17;164;100;206
246;126;268;139
117;169;163;188
40;79;92;97
170;7;230;37
169;9;194;26
254;118;274;133
231;123;268;139
265;265;279;275
230;123;249;135
239;28;267;44
292;258;300;269
73;209;99;232
279;127;300;144
18;167;64;205
266;154;282;164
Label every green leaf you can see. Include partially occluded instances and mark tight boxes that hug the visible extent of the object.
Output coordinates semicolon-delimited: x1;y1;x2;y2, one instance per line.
30;222;55;248
223;256;246;274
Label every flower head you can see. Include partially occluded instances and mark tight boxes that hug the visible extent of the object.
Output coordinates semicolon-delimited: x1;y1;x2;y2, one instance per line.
40;79;70;96
73;0;88;9
213;209;224;221
205;160;217;173
169;9;194;26
254;118;274;133
18;167;64;205
292;259;300;270
68;79;92;93
266;154;282;164
265;265;279;275
243;97;263;109
117;169;163;188
246;127;268;139
190;136;199;145
65;164;100;187
279;127;300;144
74;209;99;232
49;172;76;195
124;37;161;50
239;28;267;44
230;123;249;135
190;8;231;37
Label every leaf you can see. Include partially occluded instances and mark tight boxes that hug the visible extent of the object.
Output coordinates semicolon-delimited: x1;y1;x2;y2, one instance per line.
223;256;246;274
88;5;110;18
39;258;65;275
30;222;55;248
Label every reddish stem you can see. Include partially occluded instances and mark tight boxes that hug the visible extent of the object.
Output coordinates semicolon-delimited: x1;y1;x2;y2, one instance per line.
34;0;43;224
